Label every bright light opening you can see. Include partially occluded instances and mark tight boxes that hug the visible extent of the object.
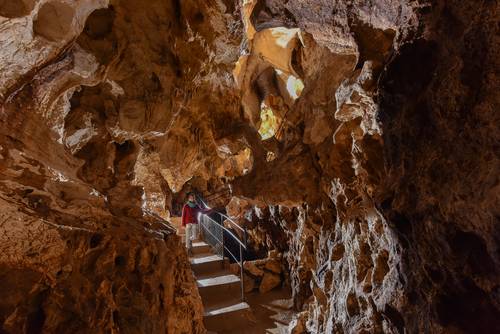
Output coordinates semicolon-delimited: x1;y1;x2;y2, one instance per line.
286;75;304;99
258;102;280;140
275;69;304;100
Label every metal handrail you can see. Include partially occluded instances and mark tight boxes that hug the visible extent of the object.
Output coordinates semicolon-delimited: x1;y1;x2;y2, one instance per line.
198;205;248;301
218;211;246;233
202;214;247;250
197;197;246;234
199;218;224;245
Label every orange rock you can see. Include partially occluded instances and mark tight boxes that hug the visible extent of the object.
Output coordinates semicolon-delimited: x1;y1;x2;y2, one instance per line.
259;271;281;293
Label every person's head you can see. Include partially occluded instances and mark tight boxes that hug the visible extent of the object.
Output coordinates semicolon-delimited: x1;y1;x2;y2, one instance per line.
187;192;196;203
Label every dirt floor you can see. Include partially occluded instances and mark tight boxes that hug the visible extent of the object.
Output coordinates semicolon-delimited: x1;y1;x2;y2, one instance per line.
215;287;295;334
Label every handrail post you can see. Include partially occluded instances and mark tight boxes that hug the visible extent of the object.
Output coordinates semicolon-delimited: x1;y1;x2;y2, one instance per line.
221;219;225;269
198;204;247;302
239;243;244;301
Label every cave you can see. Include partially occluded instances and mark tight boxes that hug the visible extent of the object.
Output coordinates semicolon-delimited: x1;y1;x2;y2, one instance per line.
0;0;499;333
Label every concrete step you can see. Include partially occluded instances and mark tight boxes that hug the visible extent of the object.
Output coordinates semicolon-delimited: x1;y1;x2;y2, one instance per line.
180;236;202;245
188;237;256;332
190;253;228;276
185;238;202;246
197;274;242;307
192;241;212;255
194;268;234;280
204;302;254;332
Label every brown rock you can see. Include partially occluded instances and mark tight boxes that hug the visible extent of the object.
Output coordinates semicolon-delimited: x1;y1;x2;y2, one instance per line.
244;260;264;277
229;263;240;276
288;311;308;334
243;274;256;293
264;259;282;274
253;259;268;267
0;0;498;333
268;249;281;259
259;272;281;293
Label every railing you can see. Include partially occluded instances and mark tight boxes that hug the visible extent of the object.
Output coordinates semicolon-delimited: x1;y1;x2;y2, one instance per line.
199;214;224;256
198;197;247;241
197;197;248;302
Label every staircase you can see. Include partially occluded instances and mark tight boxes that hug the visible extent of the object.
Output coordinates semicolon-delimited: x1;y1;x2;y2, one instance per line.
190;241;255;332
170;217;255;333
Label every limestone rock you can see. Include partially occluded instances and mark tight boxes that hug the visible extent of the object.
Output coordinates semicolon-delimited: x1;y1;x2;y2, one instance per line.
288;311;308;334
259;271;281;293
229;262;240;276
1;0;499;333
229;1;500;333
0;0;242;332
264;259;282;274
243;273;256;293
268;249;281;259
244;261;265;277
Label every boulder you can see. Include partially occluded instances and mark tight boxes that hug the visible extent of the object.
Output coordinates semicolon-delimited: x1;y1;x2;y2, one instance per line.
268;249;281;259
243;274;256;293
259;271;281;293
264;259;282;274
244;261;264;277
229;263;240;276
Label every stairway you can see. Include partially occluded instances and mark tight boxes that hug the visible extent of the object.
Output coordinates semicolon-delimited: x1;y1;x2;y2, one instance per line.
170;217;255;333
190;241;255;333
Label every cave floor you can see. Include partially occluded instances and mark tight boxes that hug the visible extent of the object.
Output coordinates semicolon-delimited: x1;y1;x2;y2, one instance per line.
241;287;295;334
205;287;294;334
190;242;294;333
173;217;295;333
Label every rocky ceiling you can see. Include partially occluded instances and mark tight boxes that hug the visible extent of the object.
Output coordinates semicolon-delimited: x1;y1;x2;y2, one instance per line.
0;0;499;333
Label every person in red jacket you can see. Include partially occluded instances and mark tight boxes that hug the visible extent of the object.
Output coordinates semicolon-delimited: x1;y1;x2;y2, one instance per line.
182;192;210;252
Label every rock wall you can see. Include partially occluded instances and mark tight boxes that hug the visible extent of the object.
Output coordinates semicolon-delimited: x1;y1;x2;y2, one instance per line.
0;0;244;332
0;196;203;333
377;0;500;332
1;0;499;333
226;1;417;332
225;0;500;333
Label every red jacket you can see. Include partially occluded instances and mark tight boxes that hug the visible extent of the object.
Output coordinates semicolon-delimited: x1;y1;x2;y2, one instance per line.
181;204;210;226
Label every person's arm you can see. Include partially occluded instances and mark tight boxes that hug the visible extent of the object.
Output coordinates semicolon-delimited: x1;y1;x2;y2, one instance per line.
181;205;187;227
202;208;212;214
199;205;212;214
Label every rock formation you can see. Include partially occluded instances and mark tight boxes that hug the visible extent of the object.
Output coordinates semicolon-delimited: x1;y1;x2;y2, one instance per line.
1;0;499;333
0;0;241;332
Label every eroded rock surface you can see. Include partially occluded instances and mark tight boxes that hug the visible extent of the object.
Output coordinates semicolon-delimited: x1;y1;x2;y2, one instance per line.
225;1;500;333
1;0;499;333
0;0;243;332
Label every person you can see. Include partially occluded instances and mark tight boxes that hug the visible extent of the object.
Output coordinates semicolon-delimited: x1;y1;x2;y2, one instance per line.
181;192;211;252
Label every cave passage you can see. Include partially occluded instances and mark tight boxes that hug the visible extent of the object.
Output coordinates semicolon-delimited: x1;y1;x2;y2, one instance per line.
0;0;499;333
